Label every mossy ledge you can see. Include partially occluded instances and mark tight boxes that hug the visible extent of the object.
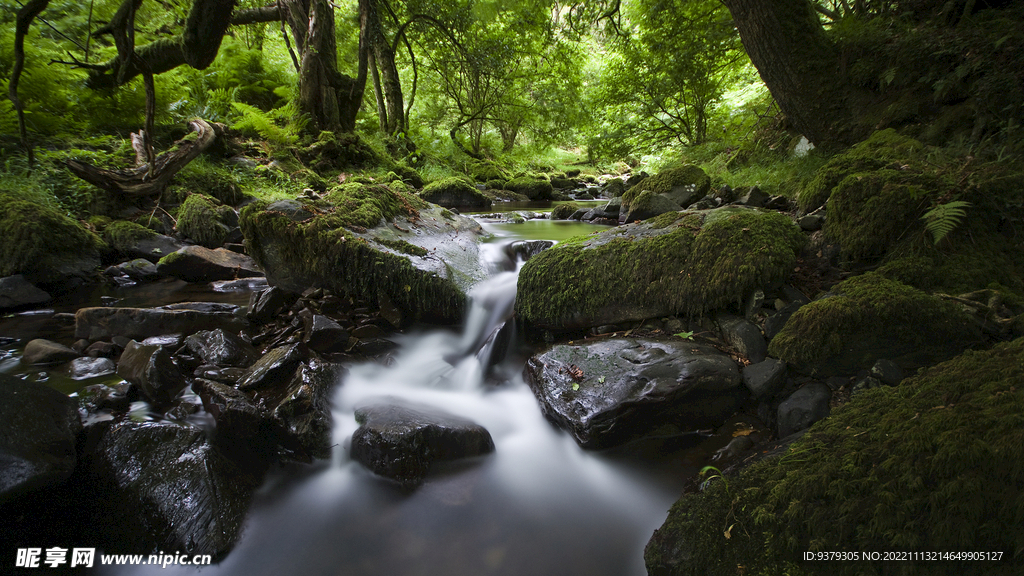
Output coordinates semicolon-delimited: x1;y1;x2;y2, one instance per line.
646;337;1024;576
515;207;806;331
0;199;104;284
240;185;485;324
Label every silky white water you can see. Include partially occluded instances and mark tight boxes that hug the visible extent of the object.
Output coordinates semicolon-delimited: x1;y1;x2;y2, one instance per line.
107;220;690;576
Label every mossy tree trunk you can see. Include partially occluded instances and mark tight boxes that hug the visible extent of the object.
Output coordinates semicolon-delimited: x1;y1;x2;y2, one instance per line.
368;0;406;136
720;0;872;149
282;0;370;134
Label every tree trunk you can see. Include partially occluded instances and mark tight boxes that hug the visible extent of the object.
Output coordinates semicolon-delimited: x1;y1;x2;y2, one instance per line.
9;0;51;165
367;0;405;135
283;0;369;133
720;0;870;148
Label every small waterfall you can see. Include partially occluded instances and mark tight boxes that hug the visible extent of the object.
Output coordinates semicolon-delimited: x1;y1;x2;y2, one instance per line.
107;230;688;576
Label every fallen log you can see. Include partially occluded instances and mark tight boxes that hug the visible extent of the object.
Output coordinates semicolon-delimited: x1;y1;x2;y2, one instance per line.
66;119;219;196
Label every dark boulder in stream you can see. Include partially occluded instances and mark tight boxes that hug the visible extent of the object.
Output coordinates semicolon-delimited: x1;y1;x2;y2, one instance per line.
75;303;246;341
156;245;263;283
350;401;495;487
525;337;745;449
86;420;266;559
0;374;81;505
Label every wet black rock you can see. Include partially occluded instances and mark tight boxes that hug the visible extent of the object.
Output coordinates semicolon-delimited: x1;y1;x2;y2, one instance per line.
0;374;81;505
303;314;349;353
525;338;745;449
193;379;263;440
87;420;264;558
116;341;187;404
247;286;299;323
350;400;495;487
185;329;259;368
870;358;904;386
75;305;246;341
505;240;554;263
763;302;804;341
777;383;832;438
0;275;51;311
124;234;184;263
21;339;80;365
237;344;304;392
256;359;344;461
742;358;787;400
717;315;768;363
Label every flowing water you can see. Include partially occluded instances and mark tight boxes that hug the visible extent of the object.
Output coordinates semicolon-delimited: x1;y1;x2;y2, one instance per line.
87;213;697;576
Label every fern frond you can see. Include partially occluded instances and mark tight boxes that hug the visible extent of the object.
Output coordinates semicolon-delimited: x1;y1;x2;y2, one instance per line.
921;200;971;244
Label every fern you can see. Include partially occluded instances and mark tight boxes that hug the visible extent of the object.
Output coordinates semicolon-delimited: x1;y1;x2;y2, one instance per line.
921;200;971;244
230;101;299;147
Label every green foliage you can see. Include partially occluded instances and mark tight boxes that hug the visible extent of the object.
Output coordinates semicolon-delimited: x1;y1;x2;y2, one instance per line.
921;200;971;244
231;102;301;148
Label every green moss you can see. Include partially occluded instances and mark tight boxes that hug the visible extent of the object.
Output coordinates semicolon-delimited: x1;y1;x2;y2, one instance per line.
505;176;554;200
103;220;158;253
648;211;685;229
0;200;103;279
378;238;428;257
324;183;427;229
798;129;924;212
177;194;232;248
484;178;506;190
550;202;580;220
420;177;489;206
768;273;979;376
621;165;710;210
824;169;943;261
240;201;464;323
515;209;805;330
468;160;509;182
394;163;425;188
174;159;247;206
648;338;1024;576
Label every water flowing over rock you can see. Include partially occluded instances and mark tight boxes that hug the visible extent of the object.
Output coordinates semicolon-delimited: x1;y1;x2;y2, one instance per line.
350;400;495;487
524;338;745;449
0;374;81;505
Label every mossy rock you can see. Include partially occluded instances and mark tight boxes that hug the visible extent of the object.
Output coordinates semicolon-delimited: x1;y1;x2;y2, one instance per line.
468;160;509;183
0;199;103;284
484;178;506;190
621;165;710;210
420;178;491;209
297;131;383;172
393;163;424;188
103;221;158;254
550;202;580;220
515;207;806;331
768;273;980;377
798;129;924;213
646;337;1024;576
324;182;428;229
177;194;234;249
505;176;553;200
240;192;487;324
823;169;945;261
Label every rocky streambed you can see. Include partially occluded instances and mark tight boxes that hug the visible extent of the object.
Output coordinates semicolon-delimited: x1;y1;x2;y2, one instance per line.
4;144;1024;574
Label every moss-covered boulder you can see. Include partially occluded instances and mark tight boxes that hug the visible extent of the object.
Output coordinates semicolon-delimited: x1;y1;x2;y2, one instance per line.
240;183;488;325
620;190;684;223
515;207;806;331
646;337;1024;576
420;178;491;209
103;221;157;253
0;199;103;285
621;165;710;211
176;194;236;249
798;129;924;213
468;160;509;183
768;273;980;377
505;175;554;200
550;202;580;220
823;170;943;261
